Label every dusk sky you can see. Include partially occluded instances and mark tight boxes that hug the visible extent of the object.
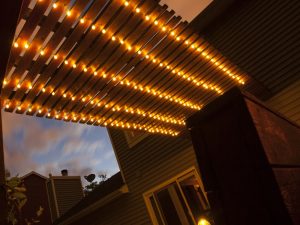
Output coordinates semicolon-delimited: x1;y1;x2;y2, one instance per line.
2;110;119;179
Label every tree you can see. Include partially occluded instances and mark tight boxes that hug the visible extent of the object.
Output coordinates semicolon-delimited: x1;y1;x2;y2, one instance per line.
83;173;107;195
5;172;43;225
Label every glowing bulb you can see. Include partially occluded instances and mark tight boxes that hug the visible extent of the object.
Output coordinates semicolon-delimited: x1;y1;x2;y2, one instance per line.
127;45;132;51
38;109;42;114
120;39;124;45
162;26;167;32
198;219;211;225
67;10;71;16
84;68;88;72
80;18;85;24
94;71;98;76
111;36;116;41
54;54;58;60
72;96;75;101
42;88;46;92
24;43;29;49
154;20;158;25
102;29;106;34
124;1;129;6
40;50;45;55
73;64;77;68
135;8;140;13
137;50;142;55
3;80;7;85
64;60;68;65
63;94;67;98
176;37;180;41
92;25;96;30
171;31;175;36
52;92;55;96
17;84;21;89
14;42;19;48
145;15;150;21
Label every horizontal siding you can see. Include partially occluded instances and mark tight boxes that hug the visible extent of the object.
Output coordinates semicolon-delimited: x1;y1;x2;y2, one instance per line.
201;0;300;97
70;129;197;225
54;179;84;217
266;79;300;125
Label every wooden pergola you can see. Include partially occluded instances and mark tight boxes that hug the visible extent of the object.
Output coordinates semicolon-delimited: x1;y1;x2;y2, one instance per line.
1;0;250;137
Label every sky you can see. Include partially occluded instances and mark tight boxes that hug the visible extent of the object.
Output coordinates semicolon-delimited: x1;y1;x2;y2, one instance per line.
2;110;119;180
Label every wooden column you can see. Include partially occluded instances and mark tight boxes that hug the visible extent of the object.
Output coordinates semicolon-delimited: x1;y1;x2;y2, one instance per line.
187;88;300;225
0;1;24;224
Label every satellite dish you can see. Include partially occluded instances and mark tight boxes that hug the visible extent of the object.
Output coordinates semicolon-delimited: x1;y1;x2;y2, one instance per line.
84;174;96;182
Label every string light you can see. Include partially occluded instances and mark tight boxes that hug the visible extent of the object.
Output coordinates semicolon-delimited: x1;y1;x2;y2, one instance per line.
9;1;245;89
3;0;247;137
14;42;19;48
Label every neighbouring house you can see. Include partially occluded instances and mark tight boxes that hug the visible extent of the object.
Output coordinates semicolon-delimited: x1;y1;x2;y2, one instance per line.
21;171;52;225
20;170;84;224
53;0;300;225
47;170;84;222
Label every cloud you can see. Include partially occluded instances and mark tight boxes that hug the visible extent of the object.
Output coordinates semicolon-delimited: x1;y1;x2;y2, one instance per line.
2;111;119;178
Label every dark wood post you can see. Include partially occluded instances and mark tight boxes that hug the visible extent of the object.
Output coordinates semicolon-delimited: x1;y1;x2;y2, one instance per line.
0;1;24;224
187;88;300;225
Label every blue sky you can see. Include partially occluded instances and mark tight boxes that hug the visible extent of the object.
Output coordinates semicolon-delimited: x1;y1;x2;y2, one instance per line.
2;110;119;179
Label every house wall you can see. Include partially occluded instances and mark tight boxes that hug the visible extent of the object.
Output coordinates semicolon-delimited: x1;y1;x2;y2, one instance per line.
48;177;84;221
22;174;52;225
70;129;197;225
53;178;84;216
266;79;300;126
192;0;300;101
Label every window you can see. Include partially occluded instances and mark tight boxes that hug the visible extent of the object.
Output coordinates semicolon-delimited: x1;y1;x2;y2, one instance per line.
144;170;211;225
124;130;148;148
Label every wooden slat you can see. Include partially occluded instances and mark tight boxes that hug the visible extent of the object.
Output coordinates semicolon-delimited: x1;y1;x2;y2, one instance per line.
12;0;71;103
43;0;134;112
18;0;91;114
33;0;108;111
7;0;52;75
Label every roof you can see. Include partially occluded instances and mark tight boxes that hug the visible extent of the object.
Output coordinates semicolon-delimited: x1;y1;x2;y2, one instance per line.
54;172;125;225
21;171;48;180
1;0;259;137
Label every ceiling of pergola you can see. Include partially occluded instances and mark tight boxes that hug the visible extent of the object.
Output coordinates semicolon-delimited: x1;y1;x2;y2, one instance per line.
1;0;250;136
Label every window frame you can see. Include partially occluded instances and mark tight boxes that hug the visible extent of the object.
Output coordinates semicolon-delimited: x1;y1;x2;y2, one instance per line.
124;130;148;148
143;167;208;225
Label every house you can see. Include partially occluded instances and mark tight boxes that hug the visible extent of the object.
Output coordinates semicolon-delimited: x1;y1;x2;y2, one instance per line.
53;0;300;224
21;171;52;225
20;170;84;224
47;170;84;222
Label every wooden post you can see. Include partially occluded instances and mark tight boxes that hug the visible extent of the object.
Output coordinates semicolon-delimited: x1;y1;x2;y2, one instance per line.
0;104;7;225
0;1;24;224
187;88;299;225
